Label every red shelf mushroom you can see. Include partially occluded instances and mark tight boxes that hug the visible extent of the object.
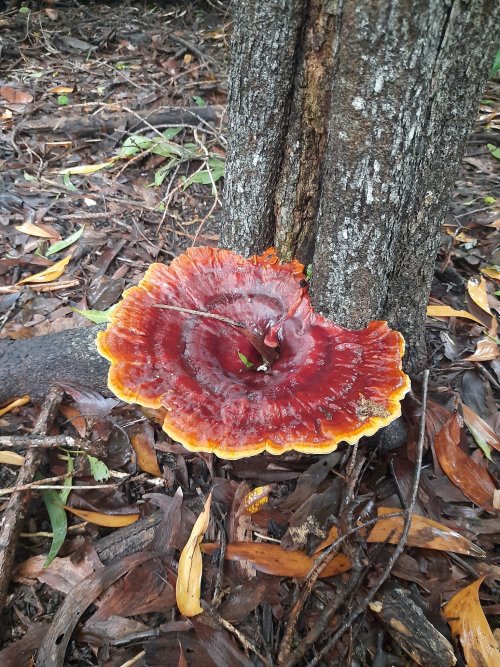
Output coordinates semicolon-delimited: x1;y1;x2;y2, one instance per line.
97;247;410;459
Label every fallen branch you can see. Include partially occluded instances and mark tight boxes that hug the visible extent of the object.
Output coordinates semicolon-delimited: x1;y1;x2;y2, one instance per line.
17;105;225;138
0;326;108;403
0;386;64;612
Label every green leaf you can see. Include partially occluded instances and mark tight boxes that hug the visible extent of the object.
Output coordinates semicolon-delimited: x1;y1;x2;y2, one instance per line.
19;6;30;13
238;351;254;368
182;159;225;190
162;127;183;140
305;264;313;282
62;173;78;191
71;305;115;324
118;135;154;157
57;95;69;106
193;95;206;107
46;226;84;256
481;99;495;106
483;196;496;205
40;487;68;567
152;158;177;186
59;454;74;505
465;423;493;462
87;455;110;482
487;144;500;160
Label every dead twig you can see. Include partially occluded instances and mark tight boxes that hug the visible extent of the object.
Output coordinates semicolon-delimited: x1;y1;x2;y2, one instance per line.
0;435;79;450
0;386;64;612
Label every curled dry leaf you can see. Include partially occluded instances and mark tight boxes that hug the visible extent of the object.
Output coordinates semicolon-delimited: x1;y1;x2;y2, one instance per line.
202;542;351;579
317;507;484;557
17;255;71;285
434;415;497;510
176;492;212;617
130;425;162;477
462;404;500;453
467;276;492;315
426;305;484;326
0;395;30;417
465;337;499;362
444;577;500;667
64;505;139;527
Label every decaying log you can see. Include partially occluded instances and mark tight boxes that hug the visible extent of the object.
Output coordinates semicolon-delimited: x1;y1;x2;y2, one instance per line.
0;326;108;404
17;105;225;138
370;586;456;667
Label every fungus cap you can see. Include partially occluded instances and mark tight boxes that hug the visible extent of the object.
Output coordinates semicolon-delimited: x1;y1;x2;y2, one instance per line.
97;247;410;459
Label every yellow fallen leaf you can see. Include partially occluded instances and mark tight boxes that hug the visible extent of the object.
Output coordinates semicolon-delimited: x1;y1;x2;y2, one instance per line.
444;578;500;667
17;255;71;285
467;276;492;315
64;506;139;527
176;492;212;617
59;161;115;176
130;430;162;477
0;451;25;466
427;305;484;326
15;222;60;239
481;266;500;281
0;395;30;417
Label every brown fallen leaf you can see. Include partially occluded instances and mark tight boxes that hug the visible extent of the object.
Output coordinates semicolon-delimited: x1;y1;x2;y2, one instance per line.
317;507;484;557
427;304;485;326
462;404;500;453
467;276;492;315
47;85;74;94
444;577;500;667
59;403;87;438
202;542;351;579
17;255;71;285
434;414;497;509
465;337;499;362
176;492;212;617
0;395;30;417
130;424;161;477
64;506;139;527
0;85;33;104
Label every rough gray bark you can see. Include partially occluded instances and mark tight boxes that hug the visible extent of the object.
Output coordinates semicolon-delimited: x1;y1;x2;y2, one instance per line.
221;0;499;373
0;326;108;404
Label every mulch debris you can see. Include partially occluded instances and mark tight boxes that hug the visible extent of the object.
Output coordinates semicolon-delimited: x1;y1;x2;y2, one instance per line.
0;2;499;666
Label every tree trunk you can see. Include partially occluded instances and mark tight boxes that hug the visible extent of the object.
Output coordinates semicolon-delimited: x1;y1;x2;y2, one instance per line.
220;0;499;374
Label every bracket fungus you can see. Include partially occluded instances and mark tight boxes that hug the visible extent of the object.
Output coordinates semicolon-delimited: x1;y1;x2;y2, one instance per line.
97;247;410;459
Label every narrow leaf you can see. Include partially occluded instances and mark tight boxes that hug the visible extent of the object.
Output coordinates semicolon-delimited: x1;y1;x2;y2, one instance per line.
41;488;68;566
59;162;114;175
427;305;484;325
444;578;500;667
64;505;139;527
462;404;500;453
71;306;114;324
201;542;351;579
0;395;30;417
17;255;71;285
176;492;212;617
45;226;84;256
15;222;60;239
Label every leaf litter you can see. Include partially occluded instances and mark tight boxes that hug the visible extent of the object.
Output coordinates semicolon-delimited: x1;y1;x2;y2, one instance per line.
0;2;499;666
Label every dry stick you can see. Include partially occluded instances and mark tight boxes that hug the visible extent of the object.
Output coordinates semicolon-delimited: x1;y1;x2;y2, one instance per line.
0;386;64;613
153;303;244;328
0;435;79;449
305;370;430;667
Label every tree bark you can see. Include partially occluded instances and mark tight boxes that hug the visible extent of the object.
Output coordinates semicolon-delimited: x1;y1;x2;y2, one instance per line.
220;0;499;373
